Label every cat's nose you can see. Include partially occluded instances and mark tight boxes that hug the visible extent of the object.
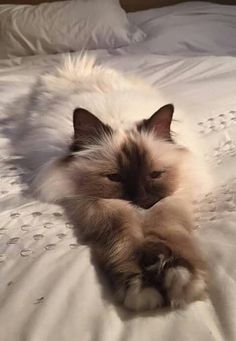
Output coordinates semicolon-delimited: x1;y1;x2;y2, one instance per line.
140;201;158;209
133;198;158;209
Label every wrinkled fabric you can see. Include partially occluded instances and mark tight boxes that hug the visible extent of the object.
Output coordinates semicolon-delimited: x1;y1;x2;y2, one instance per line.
0;0;145;59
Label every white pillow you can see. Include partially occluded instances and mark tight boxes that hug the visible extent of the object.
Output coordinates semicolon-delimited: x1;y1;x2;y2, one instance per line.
0;0;145;59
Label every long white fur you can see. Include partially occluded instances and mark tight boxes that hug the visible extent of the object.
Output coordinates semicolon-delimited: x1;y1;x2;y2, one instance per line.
10;54;210;310
12;54;211;202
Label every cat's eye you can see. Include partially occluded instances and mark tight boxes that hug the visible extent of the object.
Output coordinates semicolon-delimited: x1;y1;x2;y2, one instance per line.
150;171;165;179
106;173;122;182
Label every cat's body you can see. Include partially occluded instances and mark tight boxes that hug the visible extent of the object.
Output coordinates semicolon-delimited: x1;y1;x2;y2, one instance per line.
14;55;209;202
12;55;210;311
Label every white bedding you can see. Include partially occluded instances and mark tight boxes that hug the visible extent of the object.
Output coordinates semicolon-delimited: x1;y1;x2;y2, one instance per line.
0;2;236;341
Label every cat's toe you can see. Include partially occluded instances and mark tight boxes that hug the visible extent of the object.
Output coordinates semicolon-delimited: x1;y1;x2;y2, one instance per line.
165;266;191;308
164;265;207;308
123;276;163;311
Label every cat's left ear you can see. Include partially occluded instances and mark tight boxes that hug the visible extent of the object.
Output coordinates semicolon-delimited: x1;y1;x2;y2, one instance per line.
70;108;113;152
138;104;174;140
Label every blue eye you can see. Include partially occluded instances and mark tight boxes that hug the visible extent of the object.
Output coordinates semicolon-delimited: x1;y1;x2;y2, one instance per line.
107;174;122;182
150;171;164;179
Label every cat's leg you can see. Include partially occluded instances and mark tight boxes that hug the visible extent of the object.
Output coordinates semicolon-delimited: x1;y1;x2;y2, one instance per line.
141;197;208;308
67;197;164;311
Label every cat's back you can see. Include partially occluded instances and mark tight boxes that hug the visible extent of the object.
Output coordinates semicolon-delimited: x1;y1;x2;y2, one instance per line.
14;54;157;168
16;54;197;170
42;54;169;128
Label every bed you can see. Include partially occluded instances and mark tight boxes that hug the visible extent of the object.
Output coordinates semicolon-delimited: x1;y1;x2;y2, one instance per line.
0;1;236;340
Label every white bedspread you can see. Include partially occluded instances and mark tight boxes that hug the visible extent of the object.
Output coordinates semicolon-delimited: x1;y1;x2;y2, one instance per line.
0;2;236;341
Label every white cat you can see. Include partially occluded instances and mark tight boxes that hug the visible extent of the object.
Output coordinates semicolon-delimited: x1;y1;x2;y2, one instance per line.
11;54;210;311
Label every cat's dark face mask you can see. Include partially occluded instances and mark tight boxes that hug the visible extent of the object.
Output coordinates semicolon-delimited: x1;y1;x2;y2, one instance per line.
65;104;182;209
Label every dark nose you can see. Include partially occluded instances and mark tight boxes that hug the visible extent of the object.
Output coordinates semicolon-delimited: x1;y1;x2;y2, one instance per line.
125;181;159;209
133;197;158;209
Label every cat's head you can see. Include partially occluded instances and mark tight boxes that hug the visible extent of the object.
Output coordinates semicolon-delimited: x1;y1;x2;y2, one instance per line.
56;104;191;209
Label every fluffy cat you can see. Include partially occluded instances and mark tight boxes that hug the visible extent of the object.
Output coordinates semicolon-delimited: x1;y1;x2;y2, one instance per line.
12;54;210;311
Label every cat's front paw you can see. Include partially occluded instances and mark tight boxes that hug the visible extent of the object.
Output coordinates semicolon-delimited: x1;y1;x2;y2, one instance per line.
119;275;163;311
138;240;207;309
164;266;207;308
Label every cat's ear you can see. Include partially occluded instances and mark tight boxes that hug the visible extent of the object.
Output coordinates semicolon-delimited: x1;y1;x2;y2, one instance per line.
71;108;112;151
138;104;174;140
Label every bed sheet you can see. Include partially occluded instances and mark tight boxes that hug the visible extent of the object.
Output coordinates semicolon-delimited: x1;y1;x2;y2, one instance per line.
127;1;236;56
1;3;236;341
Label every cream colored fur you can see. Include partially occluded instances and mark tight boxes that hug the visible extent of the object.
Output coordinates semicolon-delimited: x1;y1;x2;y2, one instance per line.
13;54;210;203
12;54;210;311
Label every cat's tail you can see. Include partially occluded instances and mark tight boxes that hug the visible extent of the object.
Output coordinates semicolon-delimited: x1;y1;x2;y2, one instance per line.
40;52;130;95
59;52;97;79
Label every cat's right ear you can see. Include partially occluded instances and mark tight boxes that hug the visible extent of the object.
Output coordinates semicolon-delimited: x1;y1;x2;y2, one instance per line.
137;104;174;141
71;108;113;151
